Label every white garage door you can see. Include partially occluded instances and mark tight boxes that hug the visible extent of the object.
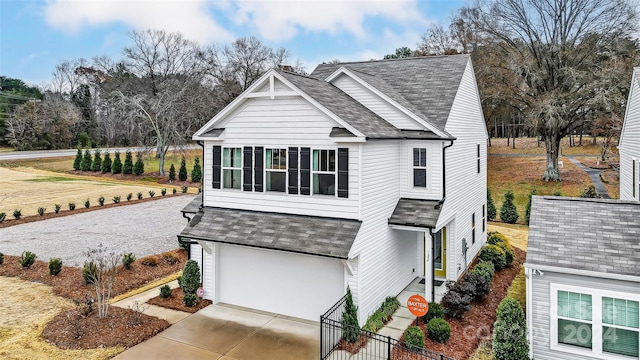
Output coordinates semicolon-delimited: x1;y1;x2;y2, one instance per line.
217;244;345;321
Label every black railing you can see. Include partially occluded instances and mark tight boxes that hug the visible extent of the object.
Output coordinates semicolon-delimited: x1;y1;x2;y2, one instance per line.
320;295;456;360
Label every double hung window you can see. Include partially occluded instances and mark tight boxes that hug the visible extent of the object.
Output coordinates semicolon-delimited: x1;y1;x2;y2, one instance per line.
223;148;242;189
413;148;427;188
313;149;336;195
266;148;287;192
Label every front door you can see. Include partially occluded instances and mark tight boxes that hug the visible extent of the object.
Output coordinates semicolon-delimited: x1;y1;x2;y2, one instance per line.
434;228;446;278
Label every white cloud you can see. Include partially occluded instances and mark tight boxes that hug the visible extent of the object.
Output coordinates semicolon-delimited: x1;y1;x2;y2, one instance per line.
43;0;234;44
225;0;426;42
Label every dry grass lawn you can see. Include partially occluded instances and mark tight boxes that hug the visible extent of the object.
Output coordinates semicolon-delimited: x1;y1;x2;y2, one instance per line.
0;276;123;360
488;136;616;156
488;222;529;251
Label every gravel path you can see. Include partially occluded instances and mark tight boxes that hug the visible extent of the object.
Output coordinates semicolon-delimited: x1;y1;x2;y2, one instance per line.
0;195;196;267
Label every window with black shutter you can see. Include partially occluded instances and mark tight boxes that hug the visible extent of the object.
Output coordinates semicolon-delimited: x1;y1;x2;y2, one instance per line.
242;147;252;191
288;147;299;194
337;148;348;198
212;145;221;189
300;147;311;195
254;147;264;192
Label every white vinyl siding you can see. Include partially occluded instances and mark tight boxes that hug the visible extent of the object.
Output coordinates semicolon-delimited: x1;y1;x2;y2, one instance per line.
620;69;640;201
400;140;442;199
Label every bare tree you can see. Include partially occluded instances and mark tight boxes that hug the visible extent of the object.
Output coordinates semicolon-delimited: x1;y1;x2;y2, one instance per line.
475;0;638;181
84;245;118;319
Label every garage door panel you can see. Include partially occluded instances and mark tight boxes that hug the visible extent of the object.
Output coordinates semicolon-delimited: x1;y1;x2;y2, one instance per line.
218;244;344;321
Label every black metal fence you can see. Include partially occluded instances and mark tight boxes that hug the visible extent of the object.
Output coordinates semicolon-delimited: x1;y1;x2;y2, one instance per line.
320;295;456;360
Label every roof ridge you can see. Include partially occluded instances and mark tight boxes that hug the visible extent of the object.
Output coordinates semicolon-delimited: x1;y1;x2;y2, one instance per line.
275;68;322;81
536;195;640;206
320;54;469;66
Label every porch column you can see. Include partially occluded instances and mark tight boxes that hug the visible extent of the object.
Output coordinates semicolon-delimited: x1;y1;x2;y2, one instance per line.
424;231;433;302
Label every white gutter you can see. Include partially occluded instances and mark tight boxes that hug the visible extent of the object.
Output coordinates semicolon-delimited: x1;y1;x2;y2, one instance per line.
525;265;534;359
524;263;640;283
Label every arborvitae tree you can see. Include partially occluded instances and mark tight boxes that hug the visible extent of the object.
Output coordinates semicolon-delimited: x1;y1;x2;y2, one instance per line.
91;150;102;172
342;287;360;343
525;190;536;225
81;149;92;171
493;297;529;360
178;156;188;181
101;152;112;173
487;189;497;221
73;148;82;170
123;151;133;174
191;156;202;182
169;163;176;181
133;153;145;175
112;151;122;174
181;260;200;295
500;190;519;224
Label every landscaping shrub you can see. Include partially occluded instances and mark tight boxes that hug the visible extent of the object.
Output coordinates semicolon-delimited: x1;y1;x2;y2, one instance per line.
172;188;177;194
123;151;133;174
126;193;132;201
441;285;473;319
160;285;172;299
479;244;507;271
493;297;529;360
101;152;112;173
83;261;97;284
487;233;514;267
363;311;385;333
161;188;167;196
49;258;63;275
148;190;155;198
466;271;491;299
112;151;122;174
98;196;105;206
487;189;497;221
137;192;143;200
84;198;91;208
13;209;22;220
178;156;188;181
382;296;401;318
500;190;519;224
403;326;425;350
507;266;526;311
183;293;197;307
81;149;92;171
133;153;144;175
0;212;5;222
169;163;176;181
91;150;102;172
191;156;202;182
0;252;4;265
472;260;495;281
161;252;179;265
73;148;82;170
525;190;535;225
19;251;37;268
181;260;201;295
68;202;76;211
181;185;187;193
122;252;136;270
140;256;158;266
553;191;562;196
362;296;401;332
112;195;121;204
422;302;444;323
427;317;451;343
37;207;46;216
342;287;360;343
580;185;599;198
54;204;61;213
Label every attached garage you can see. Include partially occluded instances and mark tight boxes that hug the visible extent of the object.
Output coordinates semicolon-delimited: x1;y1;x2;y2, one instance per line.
178;206;361;322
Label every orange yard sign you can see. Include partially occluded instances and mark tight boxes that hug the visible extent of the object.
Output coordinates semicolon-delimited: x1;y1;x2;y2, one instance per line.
407;294;429;317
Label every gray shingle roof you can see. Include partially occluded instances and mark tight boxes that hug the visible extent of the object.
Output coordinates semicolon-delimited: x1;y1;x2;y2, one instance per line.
311;55;470;133
178;207;362;259
181;194;202;215
389;198;442;228
527;196;640;278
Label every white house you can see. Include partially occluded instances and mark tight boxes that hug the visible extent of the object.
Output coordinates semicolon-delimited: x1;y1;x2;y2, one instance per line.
620;67;640;201
178;54;488;324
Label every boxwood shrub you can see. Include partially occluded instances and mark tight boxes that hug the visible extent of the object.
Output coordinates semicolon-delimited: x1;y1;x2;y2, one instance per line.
403;326;425;350
493;297;529;360
479;244;507;271
160;284;172;299
427;317;451;343
422;301;444;323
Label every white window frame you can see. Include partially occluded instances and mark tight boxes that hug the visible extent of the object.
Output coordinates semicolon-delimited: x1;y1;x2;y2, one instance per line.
633;158;637;199
265;148;288;193
471;212;476;244
550;283;640;360
482;204;486;233
477;143;481;174
411;147;428;189
222;147;242;190
311;148;337;197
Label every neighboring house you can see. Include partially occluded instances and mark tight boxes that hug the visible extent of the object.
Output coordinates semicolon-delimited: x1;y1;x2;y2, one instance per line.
620;67;640;201
526;196;640;360
178;54;487;324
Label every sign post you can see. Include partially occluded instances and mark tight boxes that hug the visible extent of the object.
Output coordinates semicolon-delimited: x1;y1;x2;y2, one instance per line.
407;294;429;327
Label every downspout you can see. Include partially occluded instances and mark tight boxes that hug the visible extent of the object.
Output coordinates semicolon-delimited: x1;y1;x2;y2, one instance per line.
196;141;205;210
436;139;455;209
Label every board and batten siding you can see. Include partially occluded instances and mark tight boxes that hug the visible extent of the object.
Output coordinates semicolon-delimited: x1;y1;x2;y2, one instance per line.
351;140;419;325
331;74;423;131
620;69;640;201
201;96;360;219
439;58;488;281
529;271;640;360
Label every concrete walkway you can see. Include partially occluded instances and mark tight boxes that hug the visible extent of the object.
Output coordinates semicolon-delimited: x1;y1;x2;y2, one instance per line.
566;156;611;199
112;280;190;325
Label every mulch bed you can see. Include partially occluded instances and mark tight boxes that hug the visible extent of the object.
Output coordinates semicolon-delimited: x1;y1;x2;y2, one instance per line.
393;248;527;360
147;287;212;313
0;193;191;229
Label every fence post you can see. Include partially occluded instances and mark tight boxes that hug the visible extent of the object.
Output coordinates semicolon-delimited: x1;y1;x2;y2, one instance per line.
319;315;323;360
387;335;391;360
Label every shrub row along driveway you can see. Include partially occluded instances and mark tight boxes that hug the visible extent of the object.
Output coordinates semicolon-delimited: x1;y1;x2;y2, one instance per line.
0;195;196;267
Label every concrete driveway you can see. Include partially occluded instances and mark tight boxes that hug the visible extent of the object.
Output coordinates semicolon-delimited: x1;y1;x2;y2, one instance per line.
114;304;320;360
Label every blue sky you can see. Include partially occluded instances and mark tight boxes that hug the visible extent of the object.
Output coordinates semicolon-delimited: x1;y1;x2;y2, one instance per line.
1;0;466;87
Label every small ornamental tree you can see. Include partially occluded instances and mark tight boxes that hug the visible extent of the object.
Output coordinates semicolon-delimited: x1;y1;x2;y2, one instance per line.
91;150;102;172
500;190;519;224
84;245;119;318
342;287;360;343
112;151;123;174
191;156;202;182
169;163;176;181
493;297;529;360
525;190;536;225
101;152;112;173
133;153;145;175
81;149;92;171
123;151;133;175
178;156;188;181
487;189;497;221
73;148;82;170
